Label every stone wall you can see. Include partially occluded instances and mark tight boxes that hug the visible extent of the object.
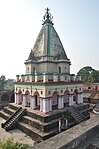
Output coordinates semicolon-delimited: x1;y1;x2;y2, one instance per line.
0;91;14;109
31;115;99;149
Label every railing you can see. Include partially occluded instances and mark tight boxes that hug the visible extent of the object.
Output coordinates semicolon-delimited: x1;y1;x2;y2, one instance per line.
1;107;26;131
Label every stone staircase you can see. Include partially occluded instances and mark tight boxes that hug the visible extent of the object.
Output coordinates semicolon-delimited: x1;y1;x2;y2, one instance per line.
0;103;59;141
1;107;26;131
69;106;85;123
0;103;90;142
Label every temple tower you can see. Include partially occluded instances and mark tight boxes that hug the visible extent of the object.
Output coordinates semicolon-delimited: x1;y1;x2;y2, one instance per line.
15;8;83;114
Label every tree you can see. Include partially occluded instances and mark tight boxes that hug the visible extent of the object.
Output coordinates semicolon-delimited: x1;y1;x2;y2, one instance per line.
77;66;99;83
0;75;15;91
0;75;6;91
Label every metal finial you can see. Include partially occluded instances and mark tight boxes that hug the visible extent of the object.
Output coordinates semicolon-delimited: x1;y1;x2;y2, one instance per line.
42;7;53;25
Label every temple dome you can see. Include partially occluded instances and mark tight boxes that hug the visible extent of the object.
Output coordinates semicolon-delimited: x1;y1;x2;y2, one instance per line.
29;8;69;61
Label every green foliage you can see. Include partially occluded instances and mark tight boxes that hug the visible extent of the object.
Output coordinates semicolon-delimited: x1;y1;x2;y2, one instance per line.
0;138;29;149
77;66;99;83
0;75;6;91
0;75;15;91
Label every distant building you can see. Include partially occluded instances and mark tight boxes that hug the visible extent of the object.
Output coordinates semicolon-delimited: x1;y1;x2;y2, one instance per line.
15;8;83;114
83;83;99;104
0;91;14;109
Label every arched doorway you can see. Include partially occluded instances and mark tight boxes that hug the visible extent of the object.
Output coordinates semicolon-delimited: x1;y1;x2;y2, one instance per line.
64;90;69;107
11;94;14;103
52;91;58;109
33;67;35;74
1;94;10;106
25;90;30;107
59;66;61;73
18;89;22;104
74;89;78;104
34;91;40;109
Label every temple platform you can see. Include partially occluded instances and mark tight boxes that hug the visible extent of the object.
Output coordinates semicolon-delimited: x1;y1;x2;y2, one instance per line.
0;103;90;142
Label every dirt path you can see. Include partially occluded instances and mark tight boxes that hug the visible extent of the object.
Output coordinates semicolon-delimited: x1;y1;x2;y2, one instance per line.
0;117;34;147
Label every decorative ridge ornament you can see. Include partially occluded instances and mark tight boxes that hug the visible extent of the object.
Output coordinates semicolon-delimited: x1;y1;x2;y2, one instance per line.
42;7;54;25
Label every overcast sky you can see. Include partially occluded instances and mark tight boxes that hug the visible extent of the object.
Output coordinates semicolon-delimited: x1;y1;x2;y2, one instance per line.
0;0;99;79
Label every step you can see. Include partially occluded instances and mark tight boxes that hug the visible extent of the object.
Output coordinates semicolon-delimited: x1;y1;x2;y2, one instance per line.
3;107;16;115
8;103;20;111
22;115;59;132
0;111;10;120
18;122;57;141
72;116;84;122
71;113;83;118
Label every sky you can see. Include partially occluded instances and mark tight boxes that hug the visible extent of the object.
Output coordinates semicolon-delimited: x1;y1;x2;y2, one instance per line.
0;0;99;79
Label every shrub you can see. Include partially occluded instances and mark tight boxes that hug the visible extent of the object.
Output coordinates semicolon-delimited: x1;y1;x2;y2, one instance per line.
0;138;29;149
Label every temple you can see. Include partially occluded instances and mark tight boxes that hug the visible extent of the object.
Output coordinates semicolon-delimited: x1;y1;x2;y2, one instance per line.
15;8;83;114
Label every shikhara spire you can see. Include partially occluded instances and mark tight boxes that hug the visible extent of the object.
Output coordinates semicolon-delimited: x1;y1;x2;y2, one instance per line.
30;8;68;59
42;7;53;25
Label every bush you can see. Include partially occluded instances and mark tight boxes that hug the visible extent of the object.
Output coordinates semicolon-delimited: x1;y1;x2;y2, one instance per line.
0;138;29;149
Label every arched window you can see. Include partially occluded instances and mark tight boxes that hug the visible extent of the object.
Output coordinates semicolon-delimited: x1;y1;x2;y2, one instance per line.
33;67;35;74
59;66;61;73
27;67;29;72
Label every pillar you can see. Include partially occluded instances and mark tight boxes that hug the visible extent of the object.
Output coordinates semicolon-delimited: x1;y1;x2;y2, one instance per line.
42;98;49;113
67;75;70;81
61;96;64;109
58;96;62;109
19;94;22;104
35;73;38;82
21;75;24;82
49;98;52;111
47;99;50;112
80;92;83;103
71;75;75;81
53;74;58;82
40;98;43;112
30;96;36;109
27;94;30;107
22;94;27;106
60;75;64;81
14;93;17;104
69;94;73;106
16;94;20;104
16;75;20;82
43;73;48;82
77;93;81;104
30;76;33;82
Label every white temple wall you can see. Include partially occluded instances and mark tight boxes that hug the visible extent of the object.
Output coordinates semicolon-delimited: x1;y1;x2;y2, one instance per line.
57;63;70;74
25;63;38;74
45;84;83;97
15;83;83;100
25;64;32;74
33;62;70;74
31;63;37;74
38;63;57;74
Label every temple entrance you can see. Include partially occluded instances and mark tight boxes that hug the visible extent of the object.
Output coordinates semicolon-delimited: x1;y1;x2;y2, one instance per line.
74;89;78;104
52;91;58;110
64;90;69;107
34;91;40;109
25;90;30;107
18;89;22;104
35;95;38;107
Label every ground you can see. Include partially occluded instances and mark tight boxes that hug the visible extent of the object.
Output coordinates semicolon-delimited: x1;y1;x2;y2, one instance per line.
0;117;34;147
